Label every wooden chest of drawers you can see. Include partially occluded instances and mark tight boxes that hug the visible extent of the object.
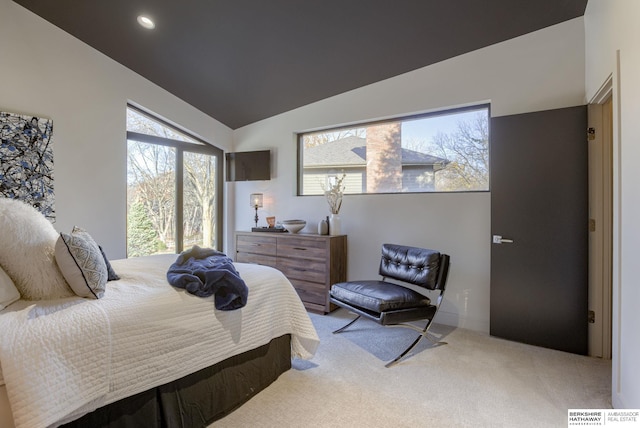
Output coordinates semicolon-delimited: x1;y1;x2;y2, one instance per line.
235;231;347;314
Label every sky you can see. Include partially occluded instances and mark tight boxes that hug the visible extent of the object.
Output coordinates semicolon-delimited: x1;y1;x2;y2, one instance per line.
401;107;486;147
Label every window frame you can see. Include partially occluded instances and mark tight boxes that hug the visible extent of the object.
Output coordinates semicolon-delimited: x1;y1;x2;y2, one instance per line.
296;104;491;196
126;105;224;254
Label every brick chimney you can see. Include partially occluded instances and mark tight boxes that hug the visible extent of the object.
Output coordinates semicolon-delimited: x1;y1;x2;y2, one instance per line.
366;122;402;192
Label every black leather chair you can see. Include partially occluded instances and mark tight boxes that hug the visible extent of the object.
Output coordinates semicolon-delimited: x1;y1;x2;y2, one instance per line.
329;243;450;367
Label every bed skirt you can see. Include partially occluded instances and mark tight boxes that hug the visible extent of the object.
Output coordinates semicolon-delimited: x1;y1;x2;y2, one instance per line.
60;334;292;428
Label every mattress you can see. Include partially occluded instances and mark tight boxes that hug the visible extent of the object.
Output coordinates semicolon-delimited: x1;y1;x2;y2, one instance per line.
0;254;319;428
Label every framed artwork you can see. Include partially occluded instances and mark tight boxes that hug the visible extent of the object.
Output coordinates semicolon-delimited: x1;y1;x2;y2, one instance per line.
0;111;55;221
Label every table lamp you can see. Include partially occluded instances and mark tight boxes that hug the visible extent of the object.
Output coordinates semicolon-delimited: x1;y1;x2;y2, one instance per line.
250;193;263;227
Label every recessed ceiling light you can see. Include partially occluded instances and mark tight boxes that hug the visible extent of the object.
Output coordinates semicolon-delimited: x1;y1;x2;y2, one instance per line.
137;15;155;29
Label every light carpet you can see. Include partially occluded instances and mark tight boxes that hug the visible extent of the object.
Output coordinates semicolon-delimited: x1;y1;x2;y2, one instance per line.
211;308;611;427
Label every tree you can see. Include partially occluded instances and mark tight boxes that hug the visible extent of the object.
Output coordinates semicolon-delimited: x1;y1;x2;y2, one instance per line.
127;141;175;248
127;201;160;257
183;153;216;248
303;127;365;148
428;112;489;191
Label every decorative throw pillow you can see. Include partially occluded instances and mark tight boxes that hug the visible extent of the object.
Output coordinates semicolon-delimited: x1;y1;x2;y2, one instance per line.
0;198;74;300
0;265;20;311
55;227;108;299
99;246;120;281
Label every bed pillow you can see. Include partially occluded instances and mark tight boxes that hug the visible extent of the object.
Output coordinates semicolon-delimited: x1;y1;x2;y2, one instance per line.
55;227;108;299
0;198;74;300
99;246;120;281
0;265;20;311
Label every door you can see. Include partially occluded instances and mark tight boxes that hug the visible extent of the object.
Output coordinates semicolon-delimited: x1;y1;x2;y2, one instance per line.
490;105;588;355
588;97;613;358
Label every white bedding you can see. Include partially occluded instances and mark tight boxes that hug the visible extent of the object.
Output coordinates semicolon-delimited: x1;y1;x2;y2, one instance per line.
0;254;319;428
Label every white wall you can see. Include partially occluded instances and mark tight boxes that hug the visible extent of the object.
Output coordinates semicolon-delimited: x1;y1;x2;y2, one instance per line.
229;18;586;333
585;0;640;409
0;0;233;259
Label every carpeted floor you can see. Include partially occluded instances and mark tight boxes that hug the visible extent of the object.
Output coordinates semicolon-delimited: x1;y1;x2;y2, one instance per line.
211;308;611;427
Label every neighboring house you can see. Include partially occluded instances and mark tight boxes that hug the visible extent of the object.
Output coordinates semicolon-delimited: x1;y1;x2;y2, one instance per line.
302;136;449;194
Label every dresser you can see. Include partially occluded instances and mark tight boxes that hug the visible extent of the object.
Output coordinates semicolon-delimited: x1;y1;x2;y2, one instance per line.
235;231;347;314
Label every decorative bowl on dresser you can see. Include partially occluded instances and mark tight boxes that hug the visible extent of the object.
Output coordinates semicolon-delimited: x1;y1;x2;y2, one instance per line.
235;231;347;314
280;219;307;234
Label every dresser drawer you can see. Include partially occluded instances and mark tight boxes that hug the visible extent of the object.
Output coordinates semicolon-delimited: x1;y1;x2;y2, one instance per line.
289;279;327;306
276;236;326;260
236;252;277;268
276;257;325;283
237;234;276;255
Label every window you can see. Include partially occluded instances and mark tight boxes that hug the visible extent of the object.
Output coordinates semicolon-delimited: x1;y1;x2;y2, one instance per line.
298;105;489;195
126;106;223;257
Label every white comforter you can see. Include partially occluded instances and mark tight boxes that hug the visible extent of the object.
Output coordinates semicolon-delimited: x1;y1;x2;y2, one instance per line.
0;254;319;428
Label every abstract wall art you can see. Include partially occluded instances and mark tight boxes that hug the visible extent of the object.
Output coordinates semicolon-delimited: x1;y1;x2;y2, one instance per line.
0;111;55;221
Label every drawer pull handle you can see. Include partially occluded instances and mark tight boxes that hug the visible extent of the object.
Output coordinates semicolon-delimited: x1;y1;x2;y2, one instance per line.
293;247;306;251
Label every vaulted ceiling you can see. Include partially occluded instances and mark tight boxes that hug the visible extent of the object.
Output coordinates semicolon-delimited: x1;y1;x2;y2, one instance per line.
13;0;588;129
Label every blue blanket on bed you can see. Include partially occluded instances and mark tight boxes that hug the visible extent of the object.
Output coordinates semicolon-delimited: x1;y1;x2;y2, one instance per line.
166;245;249;310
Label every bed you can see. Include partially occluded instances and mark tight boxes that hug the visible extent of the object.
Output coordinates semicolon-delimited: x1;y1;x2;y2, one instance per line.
0;253;319;428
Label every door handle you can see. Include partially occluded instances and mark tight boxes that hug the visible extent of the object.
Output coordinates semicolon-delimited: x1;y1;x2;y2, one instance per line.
492;235;514;244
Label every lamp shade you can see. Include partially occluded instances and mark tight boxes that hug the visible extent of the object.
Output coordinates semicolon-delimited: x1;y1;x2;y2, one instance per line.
250;193;263;208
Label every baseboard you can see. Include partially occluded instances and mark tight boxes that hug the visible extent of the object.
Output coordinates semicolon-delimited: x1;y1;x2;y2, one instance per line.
436;310;490;334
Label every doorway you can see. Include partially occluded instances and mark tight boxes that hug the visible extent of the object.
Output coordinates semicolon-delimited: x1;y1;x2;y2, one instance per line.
588;81;614;359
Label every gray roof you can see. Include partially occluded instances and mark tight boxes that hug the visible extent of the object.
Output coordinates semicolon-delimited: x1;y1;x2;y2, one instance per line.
304;137;449;168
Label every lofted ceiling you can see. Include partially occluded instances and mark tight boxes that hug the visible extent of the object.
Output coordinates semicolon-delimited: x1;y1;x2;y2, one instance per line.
13;0;588;129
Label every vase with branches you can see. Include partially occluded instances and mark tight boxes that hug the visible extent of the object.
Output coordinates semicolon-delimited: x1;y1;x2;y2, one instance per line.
324;173;346;214
324;173;346;235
